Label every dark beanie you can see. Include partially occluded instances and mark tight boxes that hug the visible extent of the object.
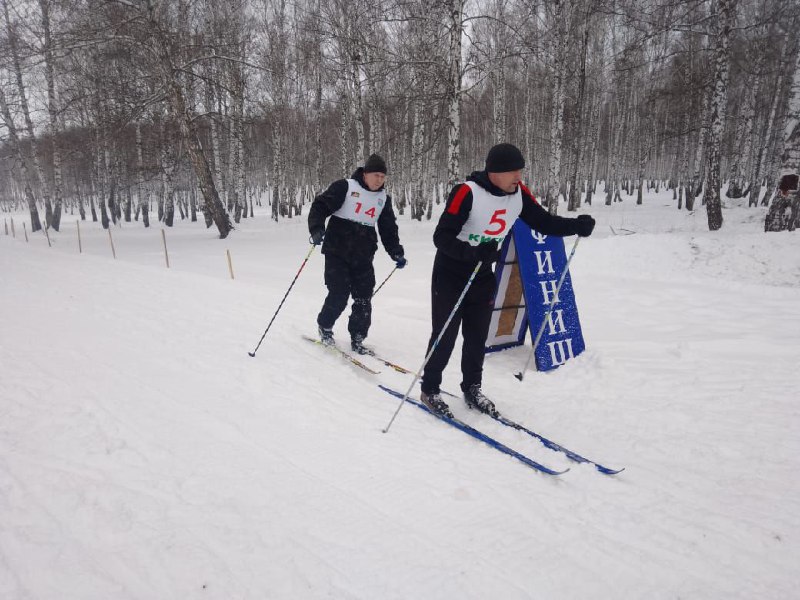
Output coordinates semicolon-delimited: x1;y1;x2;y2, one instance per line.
363;154;387;174
485;143;525;173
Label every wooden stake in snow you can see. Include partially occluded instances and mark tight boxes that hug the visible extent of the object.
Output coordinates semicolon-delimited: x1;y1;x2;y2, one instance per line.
161;228;170;268
23;222;29;242
4;219;7;235
226;249;235;279
43;224;51;247
77;220;82;253
11;217;15;238
108;228;116;259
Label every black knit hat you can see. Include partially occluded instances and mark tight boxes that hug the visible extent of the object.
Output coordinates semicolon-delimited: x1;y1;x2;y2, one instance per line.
485;143;525;173
363;154;387;174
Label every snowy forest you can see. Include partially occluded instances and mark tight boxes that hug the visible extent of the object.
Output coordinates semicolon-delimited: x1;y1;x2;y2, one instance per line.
1;0;799;239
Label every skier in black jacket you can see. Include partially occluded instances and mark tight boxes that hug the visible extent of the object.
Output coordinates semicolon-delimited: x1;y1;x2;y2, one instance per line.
419;143;596;418
308;154;405;355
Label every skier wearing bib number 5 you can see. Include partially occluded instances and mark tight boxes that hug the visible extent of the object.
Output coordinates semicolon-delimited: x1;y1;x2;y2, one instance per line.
419;143;596;418
308;154;405;356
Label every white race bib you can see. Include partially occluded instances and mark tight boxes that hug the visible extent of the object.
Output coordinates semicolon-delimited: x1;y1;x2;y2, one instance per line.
456;181;522;246
332;179;387;226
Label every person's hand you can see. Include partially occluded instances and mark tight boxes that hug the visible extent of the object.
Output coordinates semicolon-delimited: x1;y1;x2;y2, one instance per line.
475;241;500;263
574;215;595;237
309;229;324;245
391;252;407;269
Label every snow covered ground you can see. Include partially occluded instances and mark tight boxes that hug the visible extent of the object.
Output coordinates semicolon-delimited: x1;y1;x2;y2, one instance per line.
1;189;799;599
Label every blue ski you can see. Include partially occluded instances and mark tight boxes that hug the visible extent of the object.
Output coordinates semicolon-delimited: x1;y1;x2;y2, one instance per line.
378;385;568;476
436;388;624;475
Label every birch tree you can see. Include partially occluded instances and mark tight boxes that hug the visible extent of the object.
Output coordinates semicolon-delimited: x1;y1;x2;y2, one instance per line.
2;0;52;228
545;0;569;214
445;0;464;187
140;0;233;238
703;0;737;231
0;84;42;230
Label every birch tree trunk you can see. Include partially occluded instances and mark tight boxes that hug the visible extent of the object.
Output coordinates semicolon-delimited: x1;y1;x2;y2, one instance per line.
230;63;245;223
524;62;533;179
313;2;323;190
492;62;506;143
703;0;737;231
339;82;350;175
446;0;464;187
747;37;792;208
135;121;149;227
39;0;64;231
349;30;365;162
410;83;425;221
568;16;590;211
728;68;760;198
545;0;568;214
205;73;224;213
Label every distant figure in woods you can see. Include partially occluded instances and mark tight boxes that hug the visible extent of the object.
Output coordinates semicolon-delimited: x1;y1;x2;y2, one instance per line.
418;143;597;418
308;154;406;355
766;170;800;231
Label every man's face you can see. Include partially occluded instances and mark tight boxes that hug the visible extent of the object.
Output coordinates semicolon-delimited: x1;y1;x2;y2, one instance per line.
364;171;386;191
488;170;523;193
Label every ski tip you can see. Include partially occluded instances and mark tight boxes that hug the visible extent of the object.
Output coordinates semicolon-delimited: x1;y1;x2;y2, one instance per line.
544;466;570;476
597;466;625;475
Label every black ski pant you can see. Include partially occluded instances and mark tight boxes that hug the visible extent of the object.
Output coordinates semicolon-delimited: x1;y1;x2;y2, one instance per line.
421;266;496;395
317;253;375;340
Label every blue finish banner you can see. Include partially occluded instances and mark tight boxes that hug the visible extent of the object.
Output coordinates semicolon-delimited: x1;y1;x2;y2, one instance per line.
486;219;585;371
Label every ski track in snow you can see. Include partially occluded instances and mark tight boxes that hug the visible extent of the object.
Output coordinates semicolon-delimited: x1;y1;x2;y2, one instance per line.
1;194;799;599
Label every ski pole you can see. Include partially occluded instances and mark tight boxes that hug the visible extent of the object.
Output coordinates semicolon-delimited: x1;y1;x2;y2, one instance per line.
248;244;317;358
514;236;581;381
383;261;483;433
371;266;398;299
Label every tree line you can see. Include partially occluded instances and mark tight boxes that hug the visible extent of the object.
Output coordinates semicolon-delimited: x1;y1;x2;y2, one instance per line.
1;0;799;238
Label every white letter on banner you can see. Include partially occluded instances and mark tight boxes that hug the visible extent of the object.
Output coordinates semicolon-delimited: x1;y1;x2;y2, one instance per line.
546;309;566;335
547;339;575;366
540;280;560;305
534;250;555;275
532;231;547;245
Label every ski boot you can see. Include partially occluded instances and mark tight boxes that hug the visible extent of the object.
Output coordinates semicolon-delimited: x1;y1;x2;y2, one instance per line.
318;325;335;347
420;391;454;418
350;335;375;356
463;384;499;418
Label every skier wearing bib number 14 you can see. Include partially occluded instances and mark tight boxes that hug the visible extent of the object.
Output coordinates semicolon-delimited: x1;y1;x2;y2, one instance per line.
419;143;596;418
308;154;405;356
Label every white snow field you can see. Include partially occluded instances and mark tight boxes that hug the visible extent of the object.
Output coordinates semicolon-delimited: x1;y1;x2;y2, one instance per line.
1;189;799;599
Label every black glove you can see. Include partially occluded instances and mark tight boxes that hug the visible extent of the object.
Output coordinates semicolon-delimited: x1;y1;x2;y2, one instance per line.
474;241;501;263
391;252;407;269
574;215;595;237
309;229;324;245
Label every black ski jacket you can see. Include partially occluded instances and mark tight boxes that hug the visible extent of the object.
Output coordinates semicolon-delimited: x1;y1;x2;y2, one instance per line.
433;170;580;278
308;168;403;261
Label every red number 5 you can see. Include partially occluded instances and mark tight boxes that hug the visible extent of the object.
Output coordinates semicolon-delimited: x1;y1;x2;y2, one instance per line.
485;209;507;236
